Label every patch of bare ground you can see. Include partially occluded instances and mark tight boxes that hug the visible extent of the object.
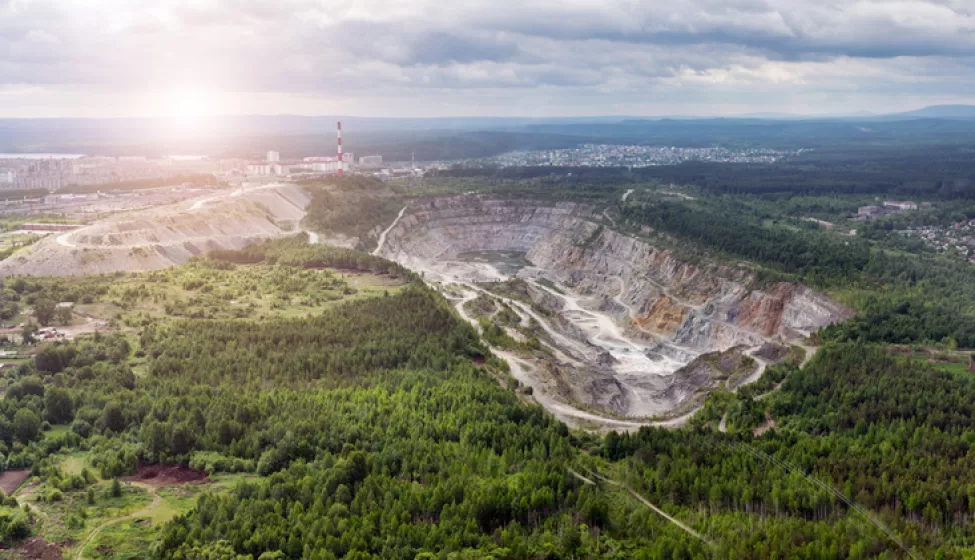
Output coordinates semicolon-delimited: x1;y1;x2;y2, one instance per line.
125;463;208;486
753;411;777;437
10;537;63;560
0;470;30;495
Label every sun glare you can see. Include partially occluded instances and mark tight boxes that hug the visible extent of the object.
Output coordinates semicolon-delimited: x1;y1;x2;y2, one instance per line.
165;89;212;119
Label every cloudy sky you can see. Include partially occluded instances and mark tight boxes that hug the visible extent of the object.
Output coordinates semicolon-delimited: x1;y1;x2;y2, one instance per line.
2;0;975;118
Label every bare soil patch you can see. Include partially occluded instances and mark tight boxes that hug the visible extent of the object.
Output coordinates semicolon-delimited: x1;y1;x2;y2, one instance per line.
753;412;778;437
12;537;63;560
0;470;31;495
126;463;208;486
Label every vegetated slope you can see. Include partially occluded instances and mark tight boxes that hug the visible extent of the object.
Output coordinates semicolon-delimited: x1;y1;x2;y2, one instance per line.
0;183;311;277
0;252;712;558
300;176;407;251
605;343;975;557
3;243;972;557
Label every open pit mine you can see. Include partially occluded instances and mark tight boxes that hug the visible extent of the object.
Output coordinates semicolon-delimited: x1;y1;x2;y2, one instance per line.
376;194;852;429
0;188;850;429
0;184;311;276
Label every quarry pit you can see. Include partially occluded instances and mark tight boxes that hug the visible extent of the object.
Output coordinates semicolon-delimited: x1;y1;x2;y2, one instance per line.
0;187;850;429
377;194;851;427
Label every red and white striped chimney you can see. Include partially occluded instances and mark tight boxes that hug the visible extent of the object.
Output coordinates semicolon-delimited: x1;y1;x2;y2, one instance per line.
337;121;343;177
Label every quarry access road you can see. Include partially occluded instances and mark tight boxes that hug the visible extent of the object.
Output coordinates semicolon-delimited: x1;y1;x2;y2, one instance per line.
612;277;638;318
449;284;702;432
188;182;287;211
372;206;408;256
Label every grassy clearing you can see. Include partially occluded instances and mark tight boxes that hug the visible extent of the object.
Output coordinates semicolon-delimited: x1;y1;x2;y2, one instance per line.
39;260;408;328
22;481;151;549
82;474;258;559
58;452;95;479
892;346;975;379
932;358;972;379
21;449;260;559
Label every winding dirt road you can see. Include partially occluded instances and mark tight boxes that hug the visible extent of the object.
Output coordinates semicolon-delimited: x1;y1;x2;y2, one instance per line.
372;206;407;256
450;284;707;431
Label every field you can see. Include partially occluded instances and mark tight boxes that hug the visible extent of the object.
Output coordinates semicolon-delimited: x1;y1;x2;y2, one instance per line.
32;258;407;328
9;449;255;560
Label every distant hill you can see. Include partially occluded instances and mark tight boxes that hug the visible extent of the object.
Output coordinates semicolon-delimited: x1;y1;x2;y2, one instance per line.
889;105;975;119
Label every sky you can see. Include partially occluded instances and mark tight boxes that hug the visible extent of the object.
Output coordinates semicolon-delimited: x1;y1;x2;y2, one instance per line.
2;0;975;118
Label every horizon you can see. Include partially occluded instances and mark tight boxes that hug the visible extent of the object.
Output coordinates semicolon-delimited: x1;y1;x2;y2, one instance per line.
0;103;971;122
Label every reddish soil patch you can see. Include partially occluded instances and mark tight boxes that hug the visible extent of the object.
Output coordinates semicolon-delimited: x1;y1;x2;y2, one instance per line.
126;463;208;486
14;537;63;560
753;412;778;437
0;470;31;495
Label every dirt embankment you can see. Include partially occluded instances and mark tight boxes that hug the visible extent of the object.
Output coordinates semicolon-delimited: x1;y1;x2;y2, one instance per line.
0;469;30;495
126;463;208;486
0;184;311;277
13;537;63;560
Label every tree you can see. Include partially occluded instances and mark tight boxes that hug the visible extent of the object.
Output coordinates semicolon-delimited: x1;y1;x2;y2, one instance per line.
56;305;72;326
44;387;74;424
33;299;56;326
12;409;40;443
21;323;36;345
102;401;126;433
110;478;122;498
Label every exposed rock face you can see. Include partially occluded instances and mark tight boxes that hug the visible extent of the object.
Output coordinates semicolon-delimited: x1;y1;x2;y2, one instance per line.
752;341;794;365
0;184;311;277
661;346;757;406
733;283;852;338
384;195;850;346
635;297;687;334
380;194;852;418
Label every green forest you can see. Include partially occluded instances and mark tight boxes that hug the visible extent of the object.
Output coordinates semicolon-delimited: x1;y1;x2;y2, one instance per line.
0;226;972;557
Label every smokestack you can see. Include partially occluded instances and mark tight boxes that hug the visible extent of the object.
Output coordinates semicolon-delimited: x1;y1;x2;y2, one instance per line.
337;121;343;177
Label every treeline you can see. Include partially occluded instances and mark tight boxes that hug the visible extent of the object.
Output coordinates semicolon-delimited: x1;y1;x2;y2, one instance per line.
621;200;871;279
434;152;975;198
206;235;411;277
144;285;484;387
